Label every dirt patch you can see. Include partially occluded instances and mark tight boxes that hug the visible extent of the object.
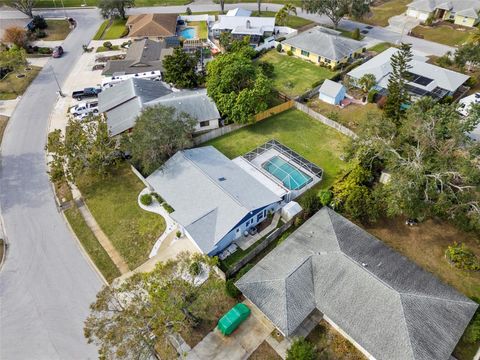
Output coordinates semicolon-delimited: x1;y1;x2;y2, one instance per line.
248;341;282;360
364;217;480;298
0;115;9;145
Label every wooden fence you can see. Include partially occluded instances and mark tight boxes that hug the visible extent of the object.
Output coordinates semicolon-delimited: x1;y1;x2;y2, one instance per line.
294;102;357;139
254;100;295;122
225;218;295;278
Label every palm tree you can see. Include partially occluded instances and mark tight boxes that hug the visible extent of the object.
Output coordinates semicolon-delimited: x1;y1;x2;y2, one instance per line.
471;28;480;44
275;8;287;26
282;3;297;27
257;0;261;14
219;0;225;14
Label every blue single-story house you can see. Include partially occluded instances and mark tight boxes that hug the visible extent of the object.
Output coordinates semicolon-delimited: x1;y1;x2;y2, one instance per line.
319;79;346;105
146;146;283;256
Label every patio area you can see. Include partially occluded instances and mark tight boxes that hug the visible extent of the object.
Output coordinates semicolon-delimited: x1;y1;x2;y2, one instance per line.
235;212;281;251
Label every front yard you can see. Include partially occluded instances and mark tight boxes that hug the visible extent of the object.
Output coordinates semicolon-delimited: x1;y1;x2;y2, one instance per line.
93;19;128;40
205;109;348;189
410;24;473;47
76;163;166;269
308;99;383;131
252;11;313;29
44;19;72;41
364;216;480;360
260;51;337;98
364;0;411;27
0;66;41;100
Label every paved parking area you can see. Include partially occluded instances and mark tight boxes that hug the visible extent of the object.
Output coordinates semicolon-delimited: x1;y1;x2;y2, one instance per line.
187;300;275;360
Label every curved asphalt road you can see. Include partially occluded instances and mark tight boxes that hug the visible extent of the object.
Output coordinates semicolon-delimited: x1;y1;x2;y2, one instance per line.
0;9;103;360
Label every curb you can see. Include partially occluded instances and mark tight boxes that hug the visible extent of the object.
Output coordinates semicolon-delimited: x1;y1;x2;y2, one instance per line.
34;6;97;10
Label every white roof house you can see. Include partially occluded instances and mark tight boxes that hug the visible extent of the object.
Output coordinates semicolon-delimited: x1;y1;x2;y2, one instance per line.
226;7;252;17
319;79;346;105
146;147;282;255
211;16;275;36
407;0;480;22
457;92;480;141
347;47;469;99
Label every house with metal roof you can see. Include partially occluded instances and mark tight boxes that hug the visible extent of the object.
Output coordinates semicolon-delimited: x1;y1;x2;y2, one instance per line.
319;79;346;105
97;78;220;136
407;0;480;27
280;26;366;69
126;13;178;38
226;7;252;17
102;39;173;76
347;47;469;101
236;207;478;360
211;15;275;46
146;146;283;255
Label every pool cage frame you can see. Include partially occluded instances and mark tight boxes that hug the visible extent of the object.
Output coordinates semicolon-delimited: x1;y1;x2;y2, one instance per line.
243;140;324;180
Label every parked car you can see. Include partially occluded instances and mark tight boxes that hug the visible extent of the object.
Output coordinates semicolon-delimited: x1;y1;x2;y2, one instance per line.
69;101;98;116
71;87;102;101
52;46;64;58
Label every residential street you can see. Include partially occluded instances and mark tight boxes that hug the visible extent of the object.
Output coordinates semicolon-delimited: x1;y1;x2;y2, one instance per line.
0;9;103;360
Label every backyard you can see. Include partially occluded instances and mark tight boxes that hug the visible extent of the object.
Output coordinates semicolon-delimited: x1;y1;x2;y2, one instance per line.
44;19;72;41
93;19;128;40
205;109;348;189
0;66;41;100
363;216;480;360
188;21;208;39
308;99;382;131
411;24;473;47
76;163;166;269
364;0;411;27
260;51;337;98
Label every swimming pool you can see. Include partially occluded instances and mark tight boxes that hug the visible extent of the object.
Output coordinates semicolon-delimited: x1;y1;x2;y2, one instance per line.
262;156;313;190
180;27;196;39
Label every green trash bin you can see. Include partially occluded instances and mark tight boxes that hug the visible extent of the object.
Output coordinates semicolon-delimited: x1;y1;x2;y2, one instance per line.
217;303;251;336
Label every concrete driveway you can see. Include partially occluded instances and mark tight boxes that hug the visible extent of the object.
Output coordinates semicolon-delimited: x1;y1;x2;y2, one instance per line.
387;14;420;34
187;300;275;360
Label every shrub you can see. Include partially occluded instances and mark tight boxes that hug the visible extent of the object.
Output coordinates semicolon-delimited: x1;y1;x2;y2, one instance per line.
140;193;153;206
38;47;52;54
236;263;254;280
35;30;47;39
287;50;293;56
294;216;303;227
32;15;48;30
103;41;113;49
440;95;453;104
299;191;322;220
151;192;164;204
189;261;201;276
319;189;333;206
120;41;131;48
367;89;378;103
176;230;182;238
186;7;192;15
436;54;453;68
258;61;274;77
225;279;241;298
445;242;480;271
276;43;282;52
163;203;174;213
352;27;361;40
466;76;477;88
463;298;480;344
311;79;324;88
286;338;316;360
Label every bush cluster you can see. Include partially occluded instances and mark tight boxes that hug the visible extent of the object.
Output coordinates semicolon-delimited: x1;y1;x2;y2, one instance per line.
140;193;153;206
445;242;480;271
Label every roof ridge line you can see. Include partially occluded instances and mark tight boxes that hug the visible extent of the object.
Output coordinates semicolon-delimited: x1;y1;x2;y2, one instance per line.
180;150;250;211
184;207;218;227
398;294;417;360
399;291;477;306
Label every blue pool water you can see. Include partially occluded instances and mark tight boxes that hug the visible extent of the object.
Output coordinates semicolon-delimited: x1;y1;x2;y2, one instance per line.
262;156;313;190
180;27;196;39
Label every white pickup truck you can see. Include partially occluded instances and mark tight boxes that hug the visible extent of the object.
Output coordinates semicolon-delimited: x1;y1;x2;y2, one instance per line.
69;101;99;117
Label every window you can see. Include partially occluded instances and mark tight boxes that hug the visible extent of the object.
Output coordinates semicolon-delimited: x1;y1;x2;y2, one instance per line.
290;47;296;52
200;120;210;127
301;50;310;57
257;212;264;221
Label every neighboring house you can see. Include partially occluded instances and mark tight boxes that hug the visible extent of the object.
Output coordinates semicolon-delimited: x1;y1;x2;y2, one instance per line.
281;27;366;70
102;39;173;76
226;7;253;17
146;146;283;256
407;0;480;27
145;89;221;132
457;92;480;141
211;15;275;45
236;207;478;360
347;47;469;101
97;78;220;136
319;79;346;105
126;13;178;38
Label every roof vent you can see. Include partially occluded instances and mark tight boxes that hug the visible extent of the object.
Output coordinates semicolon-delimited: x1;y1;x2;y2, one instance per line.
218;177;226;181
362;262;368;267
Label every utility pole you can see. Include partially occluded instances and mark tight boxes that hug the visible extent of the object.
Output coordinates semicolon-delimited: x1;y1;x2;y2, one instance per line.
50;66;65;97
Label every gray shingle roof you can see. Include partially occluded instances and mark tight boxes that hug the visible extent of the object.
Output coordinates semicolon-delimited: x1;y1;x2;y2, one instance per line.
98;78;172;136
144;89;220;123
146;147;282;254
282;26;365;61
236;207;478;360
102;39;173;76
408;0;480;18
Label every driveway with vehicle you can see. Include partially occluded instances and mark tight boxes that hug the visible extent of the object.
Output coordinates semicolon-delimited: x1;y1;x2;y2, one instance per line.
0;8;103;360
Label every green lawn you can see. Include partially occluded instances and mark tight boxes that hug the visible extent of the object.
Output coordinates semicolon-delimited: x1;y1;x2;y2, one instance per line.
189;21;208;39
64;205;121;283
260;51;337;98
0;66;41;100
96;45;120;53
411;24;473;47
93;19;127;40
251;11;313;29
76;163;166;269
308;99;382;132
205;109;348;189
220;0;303;7
368;41;395;54
30;0;190;6
93;20;109;40
364;0;411;27
44;19;71;41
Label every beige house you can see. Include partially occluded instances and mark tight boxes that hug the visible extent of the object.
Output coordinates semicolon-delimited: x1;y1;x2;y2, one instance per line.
126;13;178;38
407;0;480;27
280;27;365;70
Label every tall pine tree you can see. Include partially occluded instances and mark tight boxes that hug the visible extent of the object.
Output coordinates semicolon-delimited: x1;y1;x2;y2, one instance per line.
384;43;413;125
